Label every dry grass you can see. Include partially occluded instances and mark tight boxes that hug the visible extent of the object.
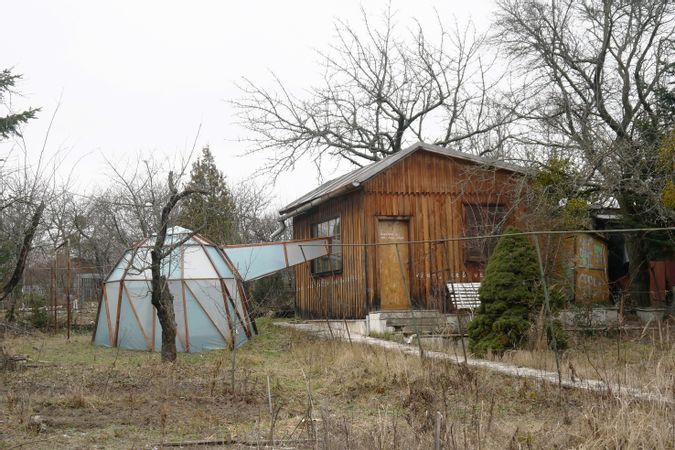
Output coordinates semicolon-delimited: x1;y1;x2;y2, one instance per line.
0;319;673;449
422;323;675;399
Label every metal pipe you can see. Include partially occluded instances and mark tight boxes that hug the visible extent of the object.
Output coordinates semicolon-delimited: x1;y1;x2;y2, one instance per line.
270;220;286;240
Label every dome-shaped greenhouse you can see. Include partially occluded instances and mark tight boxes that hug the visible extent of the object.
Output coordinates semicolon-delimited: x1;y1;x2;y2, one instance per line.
93;227;329;352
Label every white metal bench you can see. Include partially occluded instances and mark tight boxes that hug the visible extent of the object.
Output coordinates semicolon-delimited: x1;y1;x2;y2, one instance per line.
447;282;481;314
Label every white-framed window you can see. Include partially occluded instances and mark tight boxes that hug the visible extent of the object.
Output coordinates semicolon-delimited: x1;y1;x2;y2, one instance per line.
311;217;342;275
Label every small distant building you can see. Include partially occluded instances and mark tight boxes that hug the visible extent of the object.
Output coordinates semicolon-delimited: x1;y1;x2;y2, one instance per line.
276;142;529;319
22;255;103;307
592;207;675;306
558;233;610;304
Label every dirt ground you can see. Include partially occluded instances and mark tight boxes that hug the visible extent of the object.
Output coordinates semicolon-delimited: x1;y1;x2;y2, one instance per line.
1;319;673;449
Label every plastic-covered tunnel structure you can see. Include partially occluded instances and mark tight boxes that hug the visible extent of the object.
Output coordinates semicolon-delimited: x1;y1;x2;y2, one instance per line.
93;226;328;352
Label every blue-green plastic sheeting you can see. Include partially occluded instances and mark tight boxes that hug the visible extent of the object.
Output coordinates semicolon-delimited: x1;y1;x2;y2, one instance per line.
223;238;329;281
93;227;328;353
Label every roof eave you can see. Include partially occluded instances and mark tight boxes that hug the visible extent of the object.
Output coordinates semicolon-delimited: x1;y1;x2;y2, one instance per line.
278;142;530;220
278;181;362;219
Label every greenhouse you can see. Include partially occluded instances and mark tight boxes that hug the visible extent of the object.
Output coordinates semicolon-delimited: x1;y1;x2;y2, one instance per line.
92;227;328;352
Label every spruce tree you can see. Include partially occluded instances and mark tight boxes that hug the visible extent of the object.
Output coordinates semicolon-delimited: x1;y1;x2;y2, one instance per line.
467;227;541;356
0;69;39;139
0;69;42;308
177;146;237;244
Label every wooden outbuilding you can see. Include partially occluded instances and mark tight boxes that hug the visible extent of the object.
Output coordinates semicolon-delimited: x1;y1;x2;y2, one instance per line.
276;142;529;319
558;233;610;305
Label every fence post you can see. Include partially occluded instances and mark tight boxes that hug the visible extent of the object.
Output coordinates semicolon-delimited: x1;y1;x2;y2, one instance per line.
395;243;424;358
51;256;57;332
66;238;72;341
443;239;468;364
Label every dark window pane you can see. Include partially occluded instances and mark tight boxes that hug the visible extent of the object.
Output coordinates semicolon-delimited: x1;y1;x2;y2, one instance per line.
464;204;506;263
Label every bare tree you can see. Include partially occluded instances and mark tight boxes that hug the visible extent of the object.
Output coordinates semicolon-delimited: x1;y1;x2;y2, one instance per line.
495;0;675;304
40;189;131;306
0;202;45;306
106;155;207;362
0;151;67;318
234;6;520;177
230;182;277;244
105;157;170;244
150;171;207;362
0;74;62;315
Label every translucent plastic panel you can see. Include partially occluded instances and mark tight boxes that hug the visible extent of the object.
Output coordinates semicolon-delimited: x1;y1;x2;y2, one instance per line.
183;245;218;279
162;248;183;280
165;227;195;246
116;290;151;351
226;279;254;344
185;280;230;339
107;252;133;282
205;246;234;278
124;280;152;299
93;296;112;347
228;296;249;349
124;280;156;348
224;278;249;335
124;247;152;280
105;282;120;336
119;246;183;281
184;283;226;352
224;244;287;281
286;239;329;266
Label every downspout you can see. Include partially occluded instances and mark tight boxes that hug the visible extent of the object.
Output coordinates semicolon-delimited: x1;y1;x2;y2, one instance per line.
270;220;287;240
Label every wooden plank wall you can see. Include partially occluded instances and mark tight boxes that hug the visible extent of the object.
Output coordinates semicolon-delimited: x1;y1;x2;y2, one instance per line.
292;192;367;319
363;151;526;313
292;150;527;318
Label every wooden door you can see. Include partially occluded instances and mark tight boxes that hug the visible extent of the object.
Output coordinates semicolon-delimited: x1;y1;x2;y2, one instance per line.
377;219;410;310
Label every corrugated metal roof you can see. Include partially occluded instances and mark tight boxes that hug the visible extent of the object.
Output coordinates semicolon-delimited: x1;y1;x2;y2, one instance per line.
279;142;528;218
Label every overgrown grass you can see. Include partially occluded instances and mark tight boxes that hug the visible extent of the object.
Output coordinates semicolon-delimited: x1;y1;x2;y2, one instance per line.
0;319;673;449
423;326;674;396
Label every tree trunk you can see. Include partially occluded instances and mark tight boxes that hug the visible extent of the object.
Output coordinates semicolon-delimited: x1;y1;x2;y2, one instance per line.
617;192;652;307
148;171;206;362
624;233;651;307
0;202;46;310
151;275;177;362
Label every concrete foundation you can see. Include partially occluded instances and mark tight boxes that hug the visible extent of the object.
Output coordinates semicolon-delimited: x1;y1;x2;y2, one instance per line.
634;307;667;323
303;310;469;337
557;306;618;328
366;310;449;335
304;319;368;337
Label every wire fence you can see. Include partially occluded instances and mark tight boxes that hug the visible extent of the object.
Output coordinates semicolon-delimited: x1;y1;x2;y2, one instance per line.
287;227;674;329
3;227;673;335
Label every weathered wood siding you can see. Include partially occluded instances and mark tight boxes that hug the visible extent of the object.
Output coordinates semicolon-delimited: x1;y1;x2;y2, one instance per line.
292;192;367;319
293;149;526;318
363;151;525;312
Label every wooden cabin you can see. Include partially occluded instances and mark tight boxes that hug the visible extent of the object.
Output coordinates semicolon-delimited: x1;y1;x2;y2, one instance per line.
277;142;529;319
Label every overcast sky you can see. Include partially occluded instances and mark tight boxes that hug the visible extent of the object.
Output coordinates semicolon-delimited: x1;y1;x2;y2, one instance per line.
1;0;497;209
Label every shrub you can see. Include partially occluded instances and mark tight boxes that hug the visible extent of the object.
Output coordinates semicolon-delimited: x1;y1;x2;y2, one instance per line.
26;295;50;329
547;319;568;351
468;227;543;356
